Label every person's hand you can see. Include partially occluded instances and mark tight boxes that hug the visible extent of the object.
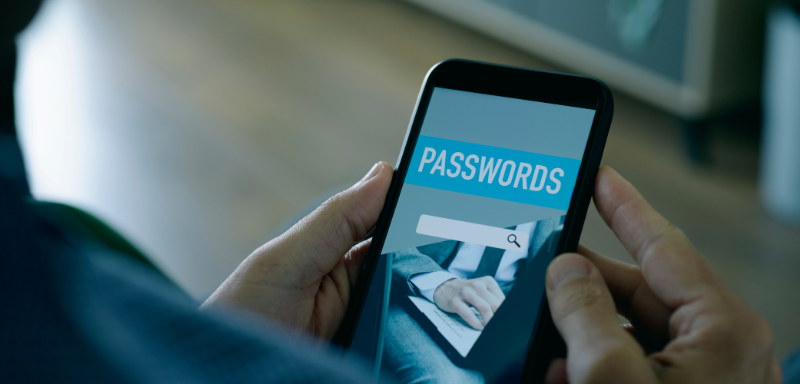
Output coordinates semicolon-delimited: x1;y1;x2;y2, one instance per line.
201;162;392;340
433;276;506;330
543;166;781;384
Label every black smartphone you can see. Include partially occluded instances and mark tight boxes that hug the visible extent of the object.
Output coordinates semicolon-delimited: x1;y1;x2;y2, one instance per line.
335;59;613;384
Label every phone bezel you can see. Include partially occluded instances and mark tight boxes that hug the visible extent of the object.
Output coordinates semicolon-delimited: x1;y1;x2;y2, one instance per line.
334;59;614;383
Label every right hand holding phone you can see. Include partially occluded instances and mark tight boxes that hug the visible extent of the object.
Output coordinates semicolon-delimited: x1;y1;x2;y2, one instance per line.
433;276;506;331
543;167;781;384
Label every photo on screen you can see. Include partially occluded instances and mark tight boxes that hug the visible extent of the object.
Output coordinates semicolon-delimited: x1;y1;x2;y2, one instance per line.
351;215;565;383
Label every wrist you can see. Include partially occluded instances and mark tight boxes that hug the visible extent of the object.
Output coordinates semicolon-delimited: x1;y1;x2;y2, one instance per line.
410;271;459;302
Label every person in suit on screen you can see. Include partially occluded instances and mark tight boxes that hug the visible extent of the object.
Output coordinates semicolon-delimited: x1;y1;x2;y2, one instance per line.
381;216;563;384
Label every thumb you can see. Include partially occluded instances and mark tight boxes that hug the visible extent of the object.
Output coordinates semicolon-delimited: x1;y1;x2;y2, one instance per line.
276;161;392;282
546;254;656;384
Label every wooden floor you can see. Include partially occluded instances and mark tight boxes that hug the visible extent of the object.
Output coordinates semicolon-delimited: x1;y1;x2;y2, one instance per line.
16;0;800;358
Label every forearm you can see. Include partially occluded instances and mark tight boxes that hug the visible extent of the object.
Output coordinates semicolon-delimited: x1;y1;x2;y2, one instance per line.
409;271;458;301
390;248;445;294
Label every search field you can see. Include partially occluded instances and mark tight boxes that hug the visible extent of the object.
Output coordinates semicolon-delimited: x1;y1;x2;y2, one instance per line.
416;215;530;252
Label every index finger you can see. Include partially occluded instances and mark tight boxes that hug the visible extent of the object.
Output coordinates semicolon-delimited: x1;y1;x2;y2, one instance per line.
478;276;506;302
593;166;723;308
453;300;485;331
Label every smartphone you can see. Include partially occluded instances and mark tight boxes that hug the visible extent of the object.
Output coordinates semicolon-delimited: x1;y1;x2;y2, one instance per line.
336;59;613;384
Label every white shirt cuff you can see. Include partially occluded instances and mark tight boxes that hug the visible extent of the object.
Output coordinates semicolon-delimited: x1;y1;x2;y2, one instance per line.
410;271;459;303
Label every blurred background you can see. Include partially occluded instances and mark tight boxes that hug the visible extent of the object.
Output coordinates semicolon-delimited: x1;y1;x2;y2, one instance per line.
12;0;800;358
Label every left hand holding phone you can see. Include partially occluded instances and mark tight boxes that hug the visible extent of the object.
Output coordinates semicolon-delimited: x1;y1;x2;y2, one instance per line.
201;161;393;340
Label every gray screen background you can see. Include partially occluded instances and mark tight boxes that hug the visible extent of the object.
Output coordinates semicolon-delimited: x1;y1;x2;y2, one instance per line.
382;88;594;253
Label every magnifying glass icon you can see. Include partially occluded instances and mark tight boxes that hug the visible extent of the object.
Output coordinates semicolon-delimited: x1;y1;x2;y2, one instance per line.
507;234;521;248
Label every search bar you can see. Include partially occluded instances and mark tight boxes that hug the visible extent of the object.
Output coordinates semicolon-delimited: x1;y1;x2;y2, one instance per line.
416;215;529;252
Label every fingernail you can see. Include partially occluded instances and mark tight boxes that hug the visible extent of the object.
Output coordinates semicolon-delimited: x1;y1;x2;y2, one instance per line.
547;255;592;290
362;162;383;181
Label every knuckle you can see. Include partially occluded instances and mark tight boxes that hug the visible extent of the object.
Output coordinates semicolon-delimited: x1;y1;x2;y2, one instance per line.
696;317;776;373
319;192;345;210
747;313;775;358
691;307;774;360
462;287;476;297
694;320;734;349
637;223;682;262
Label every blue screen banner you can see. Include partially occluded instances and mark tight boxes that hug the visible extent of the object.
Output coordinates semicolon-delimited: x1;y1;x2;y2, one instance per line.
405;136;581;210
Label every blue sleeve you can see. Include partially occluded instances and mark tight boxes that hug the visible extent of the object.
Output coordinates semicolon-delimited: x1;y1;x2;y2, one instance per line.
784;347;800;384
0;197;378;384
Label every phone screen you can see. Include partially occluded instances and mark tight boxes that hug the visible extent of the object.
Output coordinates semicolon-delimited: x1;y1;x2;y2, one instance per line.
349;87;597;383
